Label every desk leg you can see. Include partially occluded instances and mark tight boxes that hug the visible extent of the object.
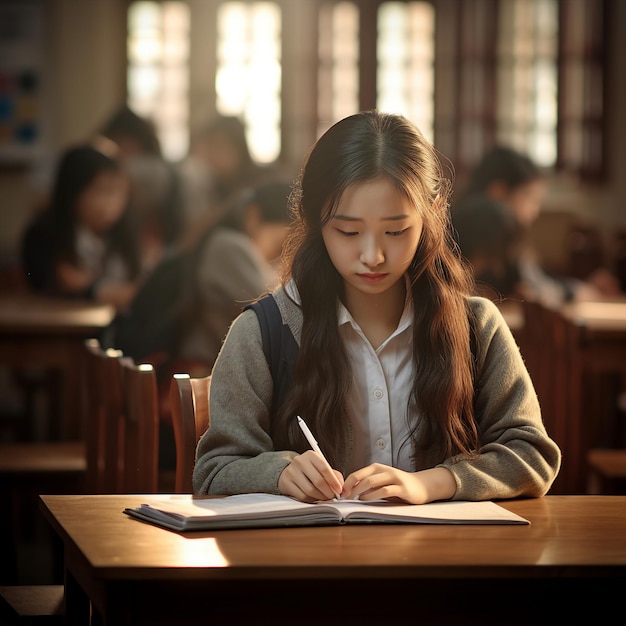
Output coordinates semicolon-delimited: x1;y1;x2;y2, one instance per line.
97;584;133;626
64;569;90;626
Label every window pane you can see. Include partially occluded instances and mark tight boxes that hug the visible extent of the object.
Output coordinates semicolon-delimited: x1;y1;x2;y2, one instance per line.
559;0;605;176
216;2;281;164
318;1;359;137
496;0;557;167
376;2;434;142
127;1;190;162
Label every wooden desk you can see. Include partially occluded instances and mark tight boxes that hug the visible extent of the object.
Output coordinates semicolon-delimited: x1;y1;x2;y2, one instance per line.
560;300;626;353
40;494;626;626
507;299;626;494
559;300;626;493
0;293;114;439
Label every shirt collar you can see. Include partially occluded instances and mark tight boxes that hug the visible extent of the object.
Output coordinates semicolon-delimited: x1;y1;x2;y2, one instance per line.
337;275;413;335
286;276;413;336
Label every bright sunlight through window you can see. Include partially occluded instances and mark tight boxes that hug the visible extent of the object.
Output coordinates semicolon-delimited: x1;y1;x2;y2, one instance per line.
318;1;359;137
497;0;558;167
377;2;435;142
127;1;190;162
216;2;282;163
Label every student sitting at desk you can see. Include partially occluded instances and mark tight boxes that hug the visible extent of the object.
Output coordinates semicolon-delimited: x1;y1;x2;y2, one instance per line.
21;144;141;310
458;146;622;307
193;111;561;504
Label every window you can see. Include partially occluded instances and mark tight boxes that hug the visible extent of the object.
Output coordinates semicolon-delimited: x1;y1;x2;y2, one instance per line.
216;2;282;163
376;1;435;142
123;0;607;179
127;1;190;162
497;0;558;167
558;0;605;177
318;1;360;137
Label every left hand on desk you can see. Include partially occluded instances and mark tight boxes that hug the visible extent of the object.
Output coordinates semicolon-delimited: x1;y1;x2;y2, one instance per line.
341;465;457;504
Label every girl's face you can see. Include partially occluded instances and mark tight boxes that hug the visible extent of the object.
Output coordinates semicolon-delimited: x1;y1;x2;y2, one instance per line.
205;132;242;178
502;179;546;229
321;177;423;301
76;170;129;234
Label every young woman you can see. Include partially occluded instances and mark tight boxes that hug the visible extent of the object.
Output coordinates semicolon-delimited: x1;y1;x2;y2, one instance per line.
193;111;561;504
21;144;141;309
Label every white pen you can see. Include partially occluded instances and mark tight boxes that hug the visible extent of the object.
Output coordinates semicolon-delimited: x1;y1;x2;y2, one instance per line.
296;415;341;500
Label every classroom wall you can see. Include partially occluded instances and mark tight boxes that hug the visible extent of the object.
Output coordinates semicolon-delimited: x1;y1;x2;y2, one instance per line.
0;0;127;266
1;0;625;270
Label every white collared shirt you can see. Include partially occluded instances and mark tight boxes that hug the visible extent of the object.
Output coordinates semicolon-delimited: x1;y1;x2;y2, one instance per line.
75;226;130;286
337;294;416;474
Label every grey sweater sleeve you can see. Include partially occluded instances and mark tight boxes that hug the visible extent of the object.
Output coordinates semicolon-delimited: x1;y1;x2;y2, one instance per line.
192;308;297;495
440;297;562;500
193;292;562;500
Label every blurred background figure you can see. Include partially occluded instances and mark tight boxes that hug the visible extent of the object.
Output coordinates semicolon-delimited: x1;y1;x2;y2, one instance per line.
20;144;141;310
176;114;271;240
98;105;184;269
177;179;293;370
458;146;622;307
451;193;524;300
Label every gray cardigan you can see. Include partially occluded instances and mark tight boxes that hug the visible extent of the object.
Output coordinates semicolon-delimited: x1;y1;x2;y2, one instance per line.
193;287;561;500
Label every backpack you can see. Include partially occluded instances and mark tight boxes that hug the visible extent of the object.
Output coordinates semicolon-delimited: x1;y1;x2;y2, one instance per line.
101;228;215;362
245;294;299;414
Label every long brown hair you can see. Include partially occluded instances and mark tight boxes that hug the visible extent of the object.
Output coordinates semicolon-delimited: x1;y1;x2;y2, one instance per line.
273;111;478;470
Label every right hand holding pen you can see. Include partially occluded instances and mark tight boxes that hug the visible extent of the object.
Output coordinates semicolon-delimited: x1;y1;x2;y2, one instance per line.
278;451;344;502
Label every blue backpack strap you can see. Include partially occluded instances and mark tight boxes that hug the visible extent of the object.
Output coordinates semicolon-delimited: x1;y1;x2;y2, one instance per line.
245;294;299;414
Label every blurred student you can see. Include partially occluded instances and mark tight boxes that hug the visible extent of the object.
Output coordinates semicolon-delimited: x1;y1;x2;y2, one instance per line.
177;180;293;368
451;193;524;300
177;115;269;237
461;146;621;307
99;105;184;267
21;144;141;310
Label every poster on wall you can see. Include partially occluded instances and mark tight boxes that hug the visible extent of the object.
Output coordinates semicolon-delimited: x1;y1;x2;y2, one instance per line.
0;0;44;165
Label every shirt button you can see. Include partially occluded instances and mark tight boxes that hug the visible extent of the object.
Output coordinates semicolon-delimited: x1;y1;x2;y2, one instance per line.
376;438;386;450
373;388;384;400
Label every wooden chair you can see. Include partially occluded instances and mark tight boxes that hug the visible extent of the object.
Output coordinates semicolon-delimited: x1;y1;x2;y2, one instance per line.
0;424;85;586
0;341;110;620
0;442;83;621
587;449;626;494
119;358;160;493
82;339;160;494
0;585;64;625
169;374;211;493
0;340;160;623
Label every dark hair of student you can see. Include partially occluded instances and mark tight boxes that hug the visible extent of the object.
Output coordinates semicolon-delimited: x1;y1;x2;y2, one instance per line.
203;114;253;165
219;180;293;231
47;145;141;277
100;105;162;156
275;110;479;469
451;193;523;298
464;146;541;195
199;114;263;204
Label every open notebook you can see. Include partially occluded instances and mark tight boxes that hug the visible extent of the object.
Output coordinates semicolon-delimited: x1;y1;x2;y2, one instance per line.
123;493;529;532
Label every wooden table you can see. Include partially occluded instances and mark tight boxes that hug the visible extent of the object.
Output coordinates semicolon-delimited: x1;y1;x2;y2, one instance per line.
0;293;115;439
560;300;626;354
559;300;626;492
39;494;626;625
502;298;626;494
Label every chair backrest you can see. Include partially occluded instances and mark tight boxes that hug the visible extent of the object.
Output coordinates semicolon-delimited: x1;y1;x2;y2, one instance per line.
169;373;211;493
82;338;160;494
120;358;160;493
